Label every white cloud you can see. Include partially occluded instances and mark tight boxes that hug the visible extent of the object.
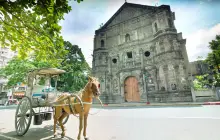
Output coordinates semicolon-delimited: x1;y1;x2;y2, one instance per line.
61;0;220;68
185;23;220;62
61;32;94;67
60;0;160;68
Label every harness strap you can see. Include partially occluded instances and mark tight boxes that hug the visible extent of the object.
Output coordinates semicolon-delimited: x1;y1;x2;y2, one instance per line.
73;97;77;113
68;97;74;113
74;97;77;104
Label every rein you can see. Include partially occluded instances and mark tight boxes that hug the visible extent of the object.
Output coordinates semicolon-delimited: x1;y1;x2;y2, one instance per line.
88;97;104;115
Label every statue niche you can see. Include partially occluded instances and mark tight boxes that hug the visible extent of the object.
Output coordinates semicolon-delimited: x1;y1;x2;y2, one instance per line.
113;79;118;94
171;83;177;90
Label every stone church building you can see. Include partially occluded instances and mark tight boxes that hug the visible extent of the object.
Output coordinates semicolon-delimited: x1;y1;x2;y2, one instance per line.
92;2;193;103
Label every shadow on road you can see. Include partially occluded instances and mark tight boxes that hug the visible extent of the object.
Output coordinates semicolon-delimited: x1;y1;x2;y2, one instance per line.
0;125;75;140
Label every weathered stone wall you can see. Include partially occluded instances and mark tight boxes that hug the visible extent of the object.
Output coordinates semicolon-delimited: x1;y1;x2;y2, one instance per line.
147;91;192;103
191;88;217;102
92;3;192;103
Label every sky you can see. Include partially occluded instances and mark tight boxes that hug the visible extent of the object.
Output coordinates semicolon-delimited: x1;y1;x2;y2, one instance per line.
60;0;220;67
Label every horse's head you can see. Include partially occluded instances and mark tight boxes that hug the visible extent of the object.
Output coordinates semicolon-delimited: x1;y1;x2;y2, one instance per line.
87;76;101;97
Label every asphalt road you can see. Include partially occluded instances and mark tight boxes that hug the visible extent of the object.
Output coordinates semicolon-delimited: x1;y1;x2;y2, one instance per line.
0;105;220;140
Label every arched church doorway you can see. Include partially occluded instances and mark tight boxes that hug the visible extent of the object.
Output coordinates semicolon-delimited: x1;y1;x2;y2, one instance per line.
124;76;140;102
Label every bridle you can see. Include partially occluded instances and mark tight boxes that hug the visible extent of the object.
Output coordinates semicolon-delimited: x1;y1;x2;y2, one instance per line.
69;80;103;117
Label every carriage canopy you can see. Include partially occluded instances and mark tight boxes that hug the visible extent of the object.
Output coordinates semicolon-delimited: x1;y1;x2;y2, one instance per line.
31;68;66;75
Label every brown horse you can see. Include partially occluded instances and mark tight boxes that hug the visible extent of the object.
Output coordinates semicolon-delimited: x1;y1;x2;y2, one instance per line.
53;76;101;140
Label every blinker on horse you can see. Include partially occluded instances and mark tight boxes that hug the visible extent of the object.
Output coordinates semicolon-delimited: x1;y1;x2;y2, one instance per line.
53;76;102;140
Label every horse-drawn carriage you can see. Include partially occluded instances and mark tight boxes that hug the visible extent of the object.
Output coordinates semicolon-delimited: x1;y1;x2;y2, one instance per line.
15;68;102;140
15;68;82;135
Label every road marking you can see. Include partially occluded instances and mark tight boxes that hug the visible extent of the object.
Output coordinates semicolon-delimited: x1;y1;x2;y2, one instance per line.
168;117;220;120
0;133;19;140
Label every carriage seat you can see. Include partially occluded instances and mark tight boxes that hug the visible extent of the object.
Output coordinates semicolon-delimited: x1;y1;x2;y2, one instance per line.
32;86;56;102
32;85;46;98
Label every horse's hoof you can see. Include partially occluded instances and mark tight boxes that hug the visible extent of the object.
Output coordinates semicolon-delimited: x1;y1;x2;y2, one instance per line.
85;138;90;140
61;133;65;138
54;134;57;138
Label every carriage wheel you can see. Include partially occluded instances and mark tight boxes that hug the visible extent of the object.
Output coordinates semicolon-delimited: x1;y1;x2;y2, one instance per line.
15;96;33;136
57;115;69;126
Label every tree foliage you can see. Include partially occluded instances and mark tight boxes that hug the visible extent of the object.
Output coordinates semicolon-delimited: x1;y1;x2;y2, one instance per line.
0;41;91;92
55;41;91;92
206;35;220;65
193;74;213;90
0;0;83;65
0;57;52;87
205;35;220;87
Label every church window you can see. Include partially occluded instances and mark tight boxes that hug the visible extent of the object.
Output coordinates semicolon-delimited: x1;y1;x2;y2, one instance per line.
171;84;177;90
144;51;150;57
125;34;130;42
100;78;104;92
168;18;172;27
127;52;132;58
161;86;165;91
154;22;158;32
112;58;117;63
101;40;105;47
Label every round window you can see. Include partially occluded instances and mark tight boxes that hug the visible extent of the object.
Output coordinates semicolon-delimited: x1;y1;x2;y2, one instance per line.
144;51;150;57
112;58;117;63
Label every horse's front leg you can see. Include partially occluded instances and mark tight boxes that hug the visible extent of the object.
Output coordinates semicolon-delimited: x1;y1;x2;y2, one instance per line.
83;114;89;140
77;113;84;140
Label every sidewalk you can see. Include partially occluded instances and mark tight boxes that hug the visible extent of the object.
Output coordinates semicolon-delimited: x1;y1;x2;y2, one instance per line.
92;101;220;108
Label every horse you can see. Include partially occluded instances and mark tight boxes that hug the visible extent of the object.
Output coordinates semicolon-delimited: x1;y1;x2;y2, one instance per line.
53;76;102;140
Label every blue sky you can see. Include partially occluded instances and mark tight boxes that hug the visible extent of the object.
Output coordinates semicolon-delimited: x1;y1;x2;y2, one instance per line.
60;0;220;67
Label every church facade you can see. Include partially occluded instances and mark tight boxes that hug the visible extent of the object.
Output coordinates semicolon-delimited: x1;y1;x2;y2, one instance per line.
92;2;193;103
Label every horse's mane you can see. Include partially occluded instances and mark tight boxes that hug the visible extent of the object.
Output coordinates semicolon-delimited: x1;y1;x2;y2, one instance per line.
70;76;99;97
73;88;84;97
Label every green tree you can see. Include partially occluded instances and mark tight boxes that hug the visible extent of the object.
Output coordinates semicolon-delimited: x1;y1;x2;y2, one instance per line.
0;0;83;65
193;74;212;90
0;57;52;87
56;41;91;92
205;35;220;87
0;41;90;91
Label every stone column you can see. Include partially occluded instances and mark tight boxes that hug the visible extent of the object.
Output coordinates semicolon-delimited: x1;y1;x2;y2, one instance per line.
141;71;147;100
163;65;169;91
108;56;112;75
112;73;122;104
140;48;144;69
174;65;180;91
117;54;120;70
140;48;147;98
118;72;121;96
151;69;158;91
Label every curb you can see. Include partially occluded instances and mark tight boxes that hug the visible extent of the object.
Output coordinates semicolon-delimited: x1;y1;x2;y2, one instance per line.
92;102;220;107
1;102;220;109
203;102;220;105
